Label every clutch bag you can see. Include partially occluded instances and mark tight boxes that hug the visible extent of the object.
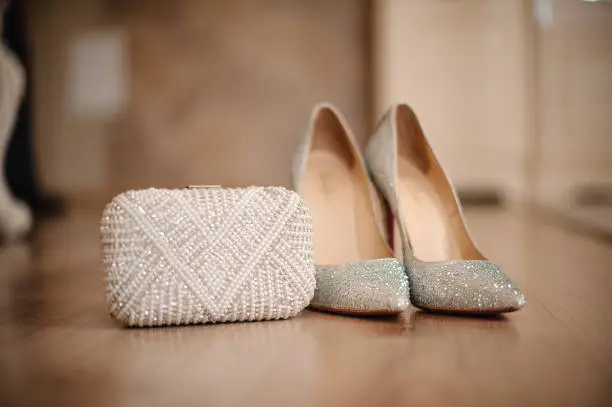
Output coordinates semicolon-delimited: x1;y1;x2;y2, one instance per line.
100;186;315;327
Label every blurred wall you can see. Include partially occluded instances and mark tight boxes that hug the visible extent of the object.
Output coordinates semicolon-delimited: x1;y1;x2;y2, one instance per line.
28;0;371;201
535;0;612;207
26;0;612;207
374;0;530;203
374;0;612;206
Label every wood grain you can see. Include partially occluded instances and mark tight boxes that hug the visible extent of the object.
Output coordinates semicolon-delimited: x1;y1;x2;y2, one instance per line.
0;207;611;407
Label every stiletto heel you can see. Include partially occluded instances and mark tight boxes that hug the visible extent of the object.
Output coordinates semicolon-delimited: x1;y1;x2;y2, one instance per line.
293;103;409;315
366;103;525;314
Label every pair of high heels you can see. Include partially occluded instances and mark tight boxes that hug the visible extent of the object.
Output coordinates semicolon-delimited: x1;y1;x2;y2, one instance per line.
294;103;525;315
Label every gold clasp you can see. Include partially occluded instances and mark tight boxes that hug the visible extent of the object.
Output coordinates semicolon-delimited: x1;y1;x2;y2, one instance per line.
186;185;221;189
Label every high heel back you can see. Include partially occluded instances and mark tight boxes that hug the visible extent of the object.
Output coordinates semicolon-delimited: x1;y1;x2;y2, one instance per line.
293;104;390;265
394;104;483;261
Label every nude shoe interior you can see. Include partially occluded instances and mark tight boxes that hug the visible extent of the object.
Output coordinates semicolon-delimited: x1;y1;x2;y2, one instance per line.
395;105;483;262
301;108;392;265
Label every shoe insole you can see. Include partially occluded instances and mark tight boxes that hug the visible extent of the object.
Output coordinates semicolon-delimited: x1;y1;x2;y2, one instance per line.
395;111;482;262
397;157;461;262
301;143;391;265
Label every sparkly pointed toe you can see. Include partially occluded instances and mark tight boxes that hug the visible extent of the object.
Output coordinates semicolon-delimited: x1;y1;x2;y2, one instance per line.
311;259;409;315
410;260;525;313
293;103;409;316
366;103;525;315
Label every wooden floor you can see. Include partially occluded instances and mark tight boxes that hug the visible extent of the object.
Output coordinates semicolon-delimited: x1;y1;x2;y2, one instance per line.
0;206;611;407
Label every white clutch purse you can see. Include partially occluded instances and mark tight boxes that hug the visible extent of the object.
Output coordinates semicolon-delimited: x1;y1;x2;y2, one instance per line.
100;186;315;327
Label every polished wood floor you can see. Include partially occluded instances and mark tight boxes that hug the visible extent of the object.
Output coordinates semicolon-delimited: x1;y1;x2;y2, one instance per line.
0;207;611;407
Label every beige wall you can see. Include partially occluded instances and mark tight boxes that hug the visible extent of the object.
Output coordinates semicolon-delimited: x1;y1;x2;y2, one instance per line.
374;0;531;202
29;0;110;195
27;0;612;206
374;0;612;206
28;0;371;202
535;0;612;206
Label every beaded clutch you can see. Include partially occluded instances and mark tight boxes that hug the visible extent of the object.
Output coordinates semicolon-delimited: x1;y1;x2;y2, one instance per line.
100;186;315;327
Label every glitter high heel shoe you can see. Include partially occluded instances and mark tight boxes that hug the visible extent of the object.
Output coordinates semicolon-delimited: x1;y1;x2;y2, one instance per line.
365;104;525;314
292;103;409;315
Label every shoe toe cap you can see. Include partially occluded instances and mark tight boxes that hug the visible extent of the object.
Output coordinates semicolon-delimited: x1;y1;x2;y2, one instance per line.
409;260;525;314
311;258;410;315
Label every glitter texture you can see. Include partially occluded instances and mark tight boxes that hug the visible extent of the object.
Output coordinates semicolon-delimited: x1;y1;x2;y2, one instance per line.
311;259;409;314
409;260;525;313
365;103;525;314
100;186;316;327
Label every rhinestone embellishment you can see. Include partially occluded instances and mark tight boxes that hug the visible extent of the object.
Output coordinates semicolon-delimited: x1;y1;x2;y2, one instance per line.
101;186;315;326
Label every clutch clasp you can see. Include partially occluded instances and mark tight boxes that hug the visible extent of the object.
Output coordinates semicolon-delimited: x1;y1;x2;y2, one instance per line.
186;185;221;189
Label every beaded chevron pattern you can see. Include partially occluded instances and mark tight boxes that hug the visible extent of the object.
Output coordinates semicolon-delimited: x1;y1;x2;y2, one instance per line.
100;187;315;327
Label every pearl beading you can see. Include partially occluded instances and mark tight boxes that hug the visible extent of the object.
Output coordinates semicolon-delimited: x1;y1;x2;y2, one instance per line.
101;186;315;326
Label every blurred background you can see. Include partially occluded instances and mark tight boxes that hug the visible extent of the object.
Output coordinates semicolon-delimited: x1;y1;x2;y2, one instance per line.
3;0;612;235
